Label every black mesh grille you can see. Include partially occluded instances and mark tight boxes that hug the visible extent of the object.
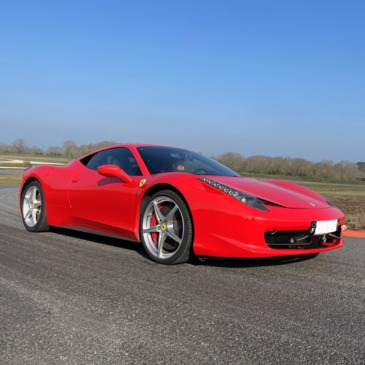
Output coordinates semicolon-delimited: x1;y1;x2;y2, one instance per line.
264;228;341;249
265;230;311;245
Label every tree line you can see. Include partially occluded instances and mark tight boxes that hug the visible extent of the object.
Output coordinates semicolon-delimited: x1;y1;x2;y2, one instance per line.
216;152;365;181
1;138;115;159
2;139;365;181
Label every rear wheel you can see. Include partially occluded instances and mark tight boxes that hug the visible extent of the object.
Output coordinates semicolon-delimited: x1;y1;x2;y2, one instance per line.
140;190;193;264
21;180;49;232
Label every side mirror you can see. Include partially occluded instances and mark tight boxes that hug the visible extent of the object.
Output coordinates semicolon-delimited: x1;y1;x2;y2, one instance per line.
97;165;133;183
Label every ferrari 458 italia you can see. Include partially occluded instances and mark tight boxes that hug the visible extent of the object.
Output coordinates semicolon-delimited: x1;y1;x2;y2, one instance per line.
20;144;345;264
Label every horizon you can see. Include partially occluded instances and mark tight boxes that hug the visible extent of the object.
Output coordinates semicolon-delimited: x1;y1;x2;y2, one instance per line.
1;138;364;165
1;1;364;163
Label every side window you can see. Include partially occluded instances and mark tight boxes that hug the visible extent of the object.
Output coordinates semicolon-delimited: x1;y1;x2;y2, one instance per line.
85;148;142;176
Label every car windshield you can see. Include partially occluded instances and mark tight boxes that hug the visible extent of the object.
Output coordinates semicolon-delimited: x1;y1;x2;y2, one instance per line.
137;146;239;176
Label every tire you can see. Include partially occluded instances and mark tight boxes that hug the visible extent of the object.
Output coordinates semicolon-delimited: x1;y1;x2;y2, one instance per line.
140;190;193;264
21;180;49;232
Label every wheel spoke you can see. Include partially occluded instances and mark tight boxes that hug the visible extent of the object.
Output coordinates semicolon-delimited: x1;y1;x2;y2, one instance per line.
24;208;32;221
24;195;32;205
143;225;160;234
31;186;38;204
157;231;167;258
152;200;165;223
32;209;38;225
165;204;178;222
166;229;182;244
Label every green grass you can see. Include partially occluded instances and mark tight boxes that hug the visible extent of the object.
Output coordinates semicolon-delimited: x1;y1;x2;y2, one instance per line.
0;163;30;168
0;174;22;184
0;154;68;164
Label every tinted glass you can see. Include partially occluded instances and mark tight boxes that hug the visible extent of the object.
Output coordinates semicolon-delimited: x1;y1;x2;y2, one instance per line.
137;146;239;176
85;148;142;176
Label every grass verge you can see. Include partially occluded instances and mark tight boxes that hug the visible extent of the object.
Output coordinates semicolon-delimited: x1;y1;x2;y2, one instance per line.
302;182;365;230
0;174;22;184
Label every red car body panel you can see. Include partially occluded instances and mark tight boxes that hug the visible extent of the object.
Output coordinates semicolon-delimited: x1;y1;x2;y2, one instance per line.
20;144;345;259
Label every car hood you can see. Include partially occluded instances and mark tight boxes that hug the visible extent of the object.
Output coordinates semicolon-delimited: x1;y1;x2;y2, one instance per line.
203;176;329;209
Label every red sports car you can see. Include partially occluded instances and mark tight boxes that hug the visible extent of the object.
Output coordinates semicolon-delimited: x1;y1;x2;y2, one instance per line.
20;144;345;264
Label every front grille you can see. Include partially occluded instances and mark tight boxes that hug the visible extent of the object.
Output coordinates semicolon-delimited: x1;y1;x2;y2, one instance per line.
265;227;341;249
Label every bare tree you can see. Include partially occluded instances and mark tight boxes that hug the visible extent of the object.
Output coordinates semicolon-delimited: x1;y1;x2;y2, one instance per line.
46;146;63;156
12;138;27;154
62;140;78;159
357;162;365;171
216;152;245;173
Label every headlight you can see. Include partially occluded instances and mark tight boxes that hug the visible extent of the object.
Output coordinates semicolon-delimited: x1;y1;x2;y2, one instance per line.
200;178;269;211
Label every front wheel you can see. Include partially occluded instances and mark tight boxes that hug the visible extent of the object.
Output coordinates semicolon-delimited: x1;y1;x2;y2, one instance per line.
140;190;193;264
21;180;49;232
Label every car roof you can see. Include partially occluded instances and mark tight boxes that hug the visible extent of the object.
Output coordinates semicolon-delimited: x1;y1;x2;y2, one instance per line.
77;143;187;160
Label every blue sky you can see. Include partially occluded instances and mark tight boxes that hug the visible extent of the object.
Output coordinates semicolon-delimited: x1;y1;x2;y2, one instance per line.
0;0;364;162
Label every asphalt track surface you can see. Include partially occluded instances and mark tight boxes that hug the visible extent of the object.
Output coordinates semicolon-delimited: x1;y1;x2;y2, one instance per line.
1;185;364;365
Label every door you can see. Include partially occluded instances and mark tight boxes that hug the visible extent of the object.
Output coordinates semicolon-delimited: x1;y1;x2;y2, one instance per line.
68;147;143;240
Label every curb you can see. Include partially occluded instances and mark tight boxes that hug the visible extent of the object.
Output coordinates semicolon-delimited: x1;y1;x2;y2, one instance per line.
343;230;365;239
